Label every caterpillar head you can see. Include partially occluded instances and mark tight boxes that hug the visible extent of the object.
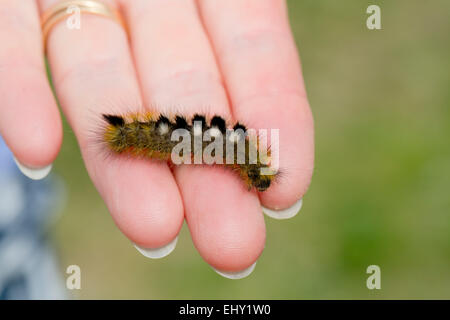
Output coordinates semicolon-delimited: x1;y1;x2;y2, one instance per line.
246;165;276;192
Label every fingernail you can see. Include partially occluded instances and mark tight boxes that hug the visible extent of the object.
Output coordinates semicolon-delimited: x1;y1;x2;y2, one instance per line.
213;262;257;279
262;198;303;220
13;157;52;180
133;236;178;259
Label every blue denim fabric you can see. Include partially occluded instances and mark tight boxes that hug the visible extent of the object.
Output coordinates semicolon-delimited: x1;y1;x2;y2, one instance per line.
0;136;66;299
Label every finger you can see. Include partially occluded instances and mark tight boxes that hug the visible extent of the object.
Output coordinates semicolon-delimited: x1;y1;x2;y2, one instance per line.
177;165;265;274
38;0;184;251
0;0;62;176
197;0;314;213
122;0;265;273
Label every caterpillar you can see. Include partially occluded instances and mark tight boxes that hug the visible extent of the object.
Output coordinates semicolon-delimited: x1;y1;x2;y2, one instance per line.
102;113;277;191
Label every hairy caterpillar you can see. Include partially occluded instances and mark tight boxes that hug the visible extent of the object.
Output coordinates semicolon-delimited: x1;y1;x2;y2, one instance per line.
102;113;277;191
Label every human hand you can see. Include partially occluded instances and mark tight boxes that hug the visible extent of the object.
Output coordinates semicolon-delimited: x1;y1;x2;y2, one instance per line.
0;0;314;278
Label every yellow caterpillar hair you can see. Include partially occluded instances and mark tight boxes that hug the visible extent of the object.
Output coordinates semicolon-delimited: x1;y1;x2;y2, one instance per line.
102;113;277;191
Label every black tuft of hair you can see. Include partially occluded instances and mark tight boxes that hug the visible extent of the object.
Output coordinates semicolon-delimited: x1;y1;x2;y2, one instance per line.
175;116;189;129
103;114;125;127
256;179;271;192
233;122;247;137
156;115;170;126
210;116;226;133
192;114;206;127
233;122;247;132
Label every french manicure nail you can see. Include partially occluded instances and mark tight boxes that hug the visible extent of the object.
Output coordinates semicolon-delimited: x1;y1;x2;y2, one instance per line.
13;157;52;180
262;198;303;220
134;236;178;259
213;262;257;279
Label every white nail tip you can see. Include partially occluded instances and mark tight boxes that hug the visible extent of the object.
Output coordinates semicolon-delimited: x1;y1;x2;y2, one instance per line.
262;198;303;220
134;236;178;259
13;157;52;180
213;262;257;279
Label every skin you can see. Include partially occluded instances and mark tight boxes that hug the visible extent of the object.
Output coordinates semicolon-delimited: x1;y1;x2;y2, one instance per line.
0;0;314;272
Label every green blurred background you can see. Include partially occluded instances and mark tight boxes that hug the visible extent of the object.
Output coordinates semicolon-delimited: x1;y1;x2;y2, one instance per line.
50;0;450;299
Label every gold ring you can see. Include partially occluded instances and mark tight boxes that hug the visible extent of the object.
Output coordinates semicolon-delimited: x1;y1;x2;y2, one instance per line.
41;0;126;49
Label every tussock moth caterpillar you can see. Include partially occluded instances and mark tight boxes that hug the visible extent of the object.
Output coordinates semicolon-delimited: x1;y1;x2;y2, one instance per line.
102;112;278;191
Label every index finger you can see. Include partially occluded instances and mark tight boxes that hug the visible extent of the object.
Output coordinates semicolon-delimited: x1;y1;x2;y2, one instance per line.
197;0;314;215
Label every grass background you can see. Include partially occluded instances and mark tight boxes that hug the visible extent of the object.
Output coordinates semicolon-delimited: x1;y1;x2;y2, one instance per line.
50;0;450;299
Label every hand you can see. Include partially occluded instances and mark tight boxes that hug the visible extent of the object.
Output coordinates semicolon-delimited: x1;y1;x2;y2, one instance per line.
0;0;314;278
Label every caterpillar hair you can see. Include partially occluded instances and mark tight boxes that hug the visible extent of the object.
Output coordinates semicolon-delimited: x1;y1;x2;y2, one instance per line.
102;112;277;191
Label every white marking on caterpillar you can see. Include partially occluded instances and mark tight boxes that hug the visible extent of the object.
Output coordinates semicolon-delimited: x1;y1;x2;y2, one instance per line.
158;123;169;135
209;127;221;138
193;123;203;136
